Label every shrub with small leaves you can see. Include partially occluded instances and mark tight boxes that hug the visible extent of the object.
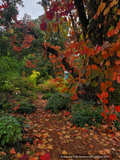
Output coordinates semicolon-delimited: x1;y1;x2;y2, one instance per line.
42;92;53;100
71;100;103;127
45;93;71;113
14;101;37;114
0;115;22;146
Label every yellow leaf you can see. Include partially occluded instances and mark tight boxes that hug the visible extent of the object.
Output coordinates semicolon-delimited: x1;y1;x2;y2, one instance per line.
109;0;119;8
47;145;53;150
103;7;110;16
45;34;49;40
46;24;51;33
98;2;106;13
64;135;70;138
104;149;111;154
62;150;68;154
16;153;22;158
98;150;106;155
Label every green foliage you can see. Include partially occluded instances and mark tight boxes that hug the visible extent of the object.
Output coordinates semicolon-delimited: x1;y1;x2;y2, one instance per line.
111;84;120;105
9;77;36;96
1;103;13;112
114;119;120;131
71;100;103;127
37;78;57;93
36;68;51;84
0;80;15;93
15;101;37;114
45;93;71;113
42;92;53;100
29;70;40;85
0;115;22;146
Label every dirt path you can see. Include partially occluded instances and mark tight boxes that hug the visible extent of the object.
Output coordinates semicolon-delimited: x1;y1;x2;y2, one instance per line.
21;94;120;160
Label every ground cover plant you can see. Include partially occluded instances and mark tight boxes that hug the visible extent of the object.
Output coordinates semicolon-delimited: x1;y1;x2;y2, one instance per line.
45;92;71;113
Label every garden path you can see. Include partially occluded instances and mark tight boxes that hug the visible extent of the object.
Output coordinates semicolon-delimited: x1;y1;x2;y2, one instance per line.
18;93;120;160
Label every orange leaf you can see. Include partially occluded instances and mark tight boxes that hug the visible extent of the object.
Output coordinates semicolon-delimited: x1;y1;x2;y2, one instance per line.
102;99;108;104
101;82;106;91
103;7;110;16
105;80;112;88
102;50;109;59
98;2;106;13
101;91;109;99
16;153;22;158
0;152;6;156
105;61;110;66
115;60;120;65
52;23;58;32
112;72;117;81
109;114;116;121
101;112;107;119
109;0;118;8
109;87;114;92
92;65;97;70
117;9;120;15
117;50;120;57
89;145;93;148
117;75;120;83
115;106;120;112
10;148;16;155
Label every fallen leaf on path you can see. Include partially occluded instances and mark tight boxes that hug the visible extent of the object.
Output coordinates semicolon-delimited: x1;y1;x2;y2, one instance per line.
76;136;81;139
35;134;41;138
40;154;50;160
48;138;52;142
41;130;46;133
38;144;45;149
64;135;70;138
89;145;93;148
62;150;68;154
104;149;111;154
47;145;53;150
98;150;106;155
42;133;49;138
0;152;6;156
10;148;16;154
20;153;29;160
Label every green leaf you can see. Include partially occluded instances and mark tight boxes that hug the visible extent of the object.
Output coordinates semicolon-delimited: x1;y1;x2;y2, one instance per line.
89;69;98;79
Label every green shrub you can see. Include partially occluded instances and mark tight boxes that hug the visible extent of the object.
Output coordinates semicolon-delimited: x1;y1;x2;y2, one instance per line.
45;93;71;113
0;115;22;146
36;68;51;84
15;101;37;114
71;100;103;127
37;78;58;93
111;84;120;105
0;103;13;112
42;92;53;100
37;84;51;93
8;77;36;94
0;80;15;93
114;113;120;131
